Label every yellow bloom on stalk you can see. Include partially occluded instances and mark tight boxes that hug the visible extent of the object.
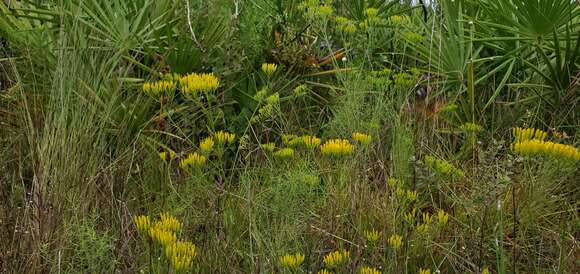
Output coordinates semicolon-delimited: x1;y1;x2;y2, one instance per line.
364;8;379;17
133;215;151;234
416;223;429;234
424;155;465;178
512;139;580;161
158;149;176;161
282;134;299;145
360;266;381;274
387;178;399;187
353;132;372;145
389;15;410;25
343;23;357;34
419;268;432;274
179;72;219;94
148;225;177;246
363;229;382;243
481;266;490;274
317;4;333;17
301;135;322;149
279;252;305;268
422;212;433;224
323;250;349;267
317;269;333;274
199;137;214;155
261;63;278;76
395;187;405;198
260;142;276;153
404;208;416;224
388;234;403;249
512;127;548;143
460;122;483;133
214;131;236;144
437;210;449;226
142;80;176;97
159;212;183;231
166;241;197;271
179;152;207;169
406;190;418;201
320;139;354;156
274;148;295;159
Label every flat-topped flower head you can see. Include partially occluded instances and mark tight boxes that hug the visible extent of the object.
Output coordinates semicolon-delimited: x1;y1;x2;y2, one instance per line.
133;215;151;234
388;234;403;249
179;72;219;94
260;142;276;153
199;137;214;155
214;131;236;144
143;80;176;97
363;229;381;243
166;241;197;271
301;135;322;149
320;139;354;156
353;132;372;145
279;252;305;268
159;212;183;231
274;148;295;159
323;250;349;267
512;140;580;161
179;152;207;169
512;127;547;143
261;63;278;76
148;225;176;246
437;210;449;225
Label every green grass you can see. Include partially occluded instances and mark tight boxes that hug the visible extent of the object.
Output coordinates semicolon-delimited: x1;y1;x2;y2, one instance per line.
1;0;578;273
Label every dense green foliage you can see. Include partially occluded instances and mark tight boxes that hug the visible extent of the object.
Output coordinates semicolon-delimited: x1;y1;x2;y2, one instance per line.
1;0;578;273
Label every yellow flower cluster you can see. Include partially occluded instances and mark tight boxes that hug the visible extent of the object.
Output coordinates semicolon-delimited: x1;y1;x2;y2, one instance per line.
512;127;547;143
323;250;349;267
389;15;410;25
424;155;465;178
320;139;354;156
214;131;236;144
360;266;381;274
437;210;449;226
285;135;322;149
419;268;432;274
143;80;177;97
159;149;177;162
279;252;305;268
133;215;151;233
388;234;403;249
179;152;207;169
165;241;197;271
512;139;580;161
260;142;276;153
274;148;295;159
404;208;416;224
406;190;418;201
353;132;372;145
134;213;197;271
261;63;278;76
199;137;214;155
317;270;332;274
179;72;220;94
363;229;381;243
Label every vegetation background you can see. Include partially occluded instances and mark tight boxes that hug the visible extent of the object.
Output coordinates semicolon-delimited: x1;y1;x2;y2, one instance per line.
0;0;578;273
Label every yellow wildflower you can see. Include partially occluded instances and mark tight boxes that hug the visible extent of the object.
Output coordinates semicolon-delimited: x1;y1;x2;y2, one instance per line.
424;155;465;177
317;270;333;274
279;252;305;268
260;142;276;153
320;139;354;156
282;134;299;145
179;72;219;94
406;190;418;201
199;137;214;155
512;127;547;143
437;210;449;226
159;212;183;231
395;187;405;198
274;148;295;159
387;178;399;187
159;149;177;161
301;135;322;149
481;266;490;274
343;23;357;34
261;63;278;76
353;132;372;145
404;208;416;224
148;225;176;246
142;80;176;97
179;152;207;169
419;268;431;274
389;15;410;25
133;215;151;234
512;139;580;161
323;250;349;267
364;8;379;17
460;122;483;133
422;212;433;224
214;131;236;144
166;241;197;271
317;4;333;17
416;223;429;234
388;234;403;249
360;266;381;274
364;229;381;243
